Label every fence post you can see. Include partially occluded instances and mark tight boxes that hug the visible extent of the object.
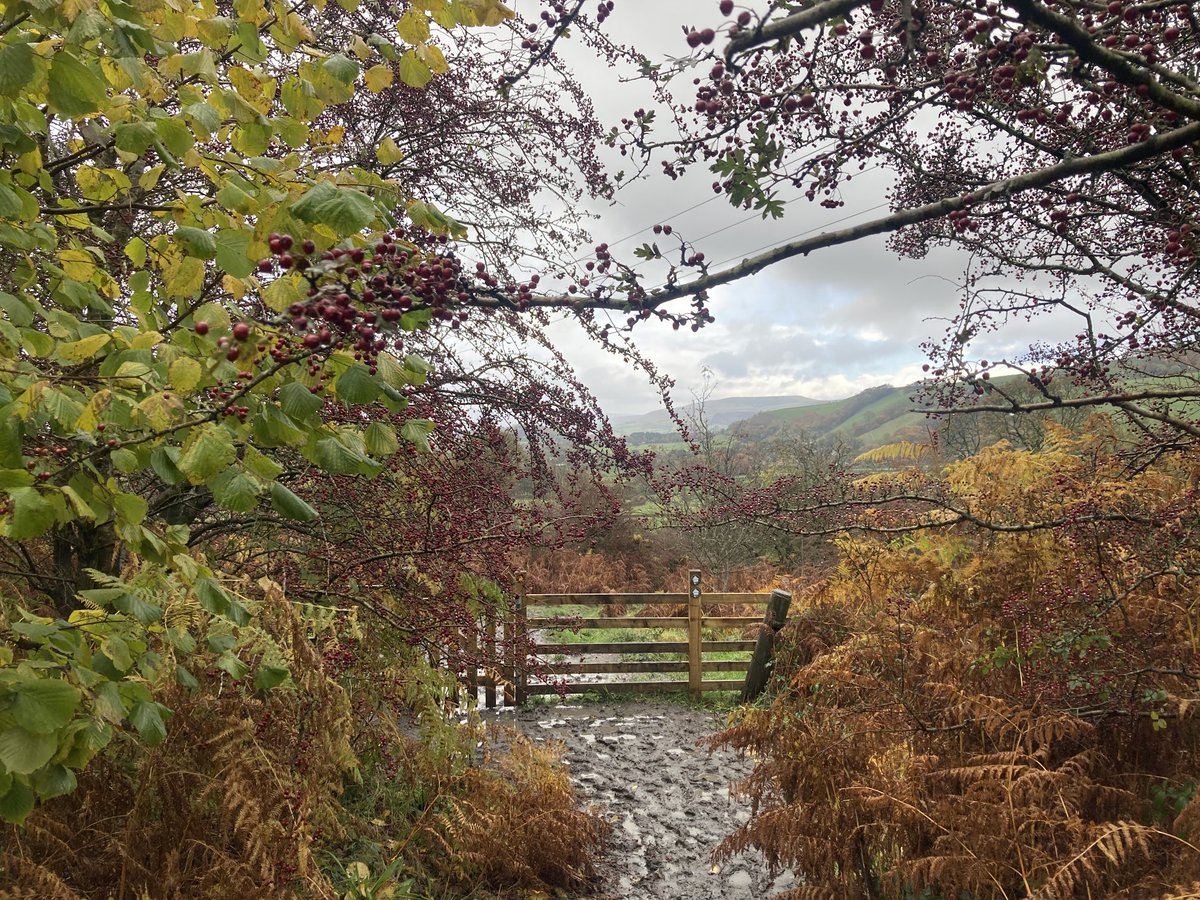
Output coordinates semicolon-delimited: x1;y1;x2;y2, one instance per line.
515;571;527;706
740;588;792;703
504;582;516;706
465;624;478;706
484;609;497;709
688;569;702;702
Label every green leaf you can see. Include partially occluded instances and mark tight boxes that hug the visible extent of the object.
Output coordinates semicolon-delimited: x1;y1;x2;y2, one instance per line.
194;577;230;616
278;381;321;421
48;51;107;116
7;678;80;734
216;653;249;680
0;43;35;98
364;422;399;457
333;364;379;405
112;492;147;526
112;592;163;625
215;228;254;278
150;446;184;485
128;701;169;746
175;226;218;260
0;727;57;775
0;779;33;824
115;121;157;155
5;487;58;540
208;466;260;513
398;50;432;88
400;418;435;453
154;116;196;156
243;446;284;481
206;632;236;653
101;635;133;673
110;447;141;474
31;764;77;800
268;481;318;521
0;292;34;327
309;434;371;474
254;664;289;692
175;664;199;691
177;424;236;483
323;53;359;84
291;181;375;236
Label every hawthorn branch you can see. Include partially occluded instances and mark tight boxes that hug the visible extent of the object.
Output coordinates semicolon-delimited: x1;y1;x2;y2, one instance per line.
524;120;1200;314
724;0;869;60
920;387;1200;415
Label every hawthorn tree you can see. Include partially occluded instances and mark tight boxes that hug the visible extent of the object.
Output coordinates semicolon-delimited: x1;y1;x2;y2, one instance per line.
0;0;658;827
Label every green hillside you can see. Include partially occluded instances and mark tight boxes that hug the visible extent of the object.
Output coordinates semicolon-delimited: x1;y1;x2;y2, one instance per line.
740;383;927;446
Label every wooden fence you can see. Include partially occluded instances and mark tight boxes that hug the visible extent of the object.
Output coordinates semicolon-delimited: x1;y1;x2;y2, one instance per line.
470;570;790;706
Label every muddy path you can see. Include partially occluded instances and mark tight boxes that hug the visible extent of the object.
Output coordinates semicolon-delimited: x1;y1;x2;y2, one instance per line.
482;701;796;899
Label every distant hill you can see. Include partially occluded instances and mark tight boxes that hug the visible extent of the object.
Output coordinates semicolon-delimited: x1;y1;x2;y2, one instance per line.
739;384;935;447
612;394;823;436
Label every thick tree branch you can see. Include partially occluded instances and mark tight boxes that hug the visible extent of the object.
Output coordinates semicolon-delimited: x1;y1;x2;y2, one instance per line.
526;120;1200;313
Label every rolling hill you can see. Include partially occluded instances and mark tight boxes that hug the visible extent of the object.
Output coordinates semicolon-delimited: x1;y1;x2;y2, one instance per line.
612;394;823;437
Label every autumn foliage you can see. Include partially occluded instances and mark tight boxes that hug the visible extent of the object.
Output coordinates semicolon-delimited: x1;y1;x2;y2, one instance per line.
715;421;1200;897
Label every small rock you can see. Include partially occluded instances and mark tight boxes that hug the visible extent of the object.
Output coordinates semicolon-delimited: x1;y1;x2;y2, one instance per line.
727;869;752;889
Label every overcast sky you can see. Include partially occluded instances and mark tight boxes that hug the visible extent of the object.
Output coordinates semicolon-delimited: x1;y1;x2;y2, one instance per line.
508;2;1061;415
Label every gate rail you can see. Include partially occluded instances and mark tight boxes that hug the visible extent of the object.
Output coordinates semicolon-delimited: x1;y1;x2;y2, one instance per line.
474;569;790;705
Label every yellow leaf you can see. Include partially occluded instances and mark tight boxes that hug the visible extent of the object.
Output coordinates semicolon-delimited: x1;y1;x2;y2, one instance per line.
137;391;186;430
262;273;304;311
376;137;403;166
58;248;98;282
458;0;515;26
76;389;113;432
56;334;111;363
163;255;205;299
139;164;166;191
417;43;448;74
60;486;97;521
364;64;393;92
16;147;42;176
284;11;314;41
125;237;147;267
13;381;48;418
396;9;430;43
349;35;371;60
222;274;247;298
131;330;164;350
169;357;203;393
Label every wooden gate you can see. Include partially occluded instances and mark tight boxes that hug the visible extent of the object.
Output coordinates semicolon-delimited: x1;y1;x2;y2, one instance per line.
473;569;790;705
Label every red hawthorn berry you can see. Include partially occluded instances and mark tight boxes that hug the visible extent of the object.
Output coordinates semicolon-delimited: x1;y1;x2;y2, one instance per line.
232;322;251;341
719;0;733;14
194;321;210;336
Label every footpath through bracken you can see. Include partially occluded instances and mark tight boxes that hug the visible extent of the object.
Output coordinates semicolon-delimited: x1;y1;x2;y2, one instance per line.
484;700;797;899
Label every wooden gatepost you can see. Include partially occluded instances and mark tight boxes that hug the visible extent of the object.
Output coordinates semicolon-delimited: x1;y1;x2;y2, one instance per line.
740;588;793;702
